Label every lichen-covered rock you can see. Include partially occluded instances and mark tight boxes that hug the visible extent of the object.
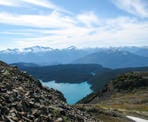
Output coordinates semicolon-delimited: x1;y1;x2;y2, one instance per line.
0;61;96;122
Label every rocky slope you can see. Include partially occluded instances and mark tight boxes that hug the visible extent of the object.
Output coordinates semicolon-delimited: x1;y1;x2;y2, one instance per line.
0;61;96;122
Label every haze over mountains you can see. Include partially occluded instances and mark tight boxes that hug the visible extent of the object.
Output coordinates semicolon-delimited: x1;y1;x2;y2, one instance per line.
73;50;148;68
0;46;92;65
0;46;148;68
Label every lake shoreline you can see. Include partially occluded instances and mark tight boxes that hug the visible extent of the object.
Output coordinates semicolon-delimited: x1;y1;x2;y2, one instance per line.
40;80;93;104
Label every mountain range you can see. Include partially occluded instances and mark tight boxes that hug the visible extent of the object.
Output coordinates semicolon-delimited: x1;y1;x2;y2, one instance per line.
0;46;148;68
73;49;148;68
0;46;94;65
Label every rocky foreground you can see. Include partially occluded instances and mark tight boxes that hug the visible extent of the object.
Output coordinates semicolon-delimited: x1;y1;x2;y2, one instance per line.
0;61;96;122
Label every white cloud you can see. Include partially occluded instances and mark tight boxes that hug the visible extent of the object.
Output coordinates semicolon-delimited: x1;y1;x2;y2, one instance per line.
21;0;69;13
0;0;69;13
0;0;19;6
22;0;57;8
112;0;148;18
90;17;148;47
11;16;148;48
0;0;147;49
0;11;75;28
77;12;100;27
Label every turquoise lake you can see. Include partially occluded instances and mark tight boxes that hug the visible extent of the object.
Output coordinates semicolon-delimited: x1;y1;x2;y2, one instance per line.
40;81;92;104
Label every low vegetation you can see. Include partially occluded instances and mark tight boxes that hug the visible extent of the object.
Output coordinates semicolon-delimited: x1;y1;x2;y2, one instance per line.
77;71;148;121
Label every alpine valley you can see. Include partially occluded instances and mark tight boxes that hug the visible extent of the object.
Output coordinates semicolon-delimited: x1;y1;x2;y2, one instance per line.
0;46;148;122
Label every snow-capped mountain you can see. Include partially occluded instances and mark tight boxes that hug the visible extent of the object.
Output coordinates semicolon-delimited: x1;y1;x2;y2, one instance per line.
0;48;20;54
65;46;77;50
22;46;53;53
0;46;92;65
0;46;148;68
0;46;53;54
72;49;148;68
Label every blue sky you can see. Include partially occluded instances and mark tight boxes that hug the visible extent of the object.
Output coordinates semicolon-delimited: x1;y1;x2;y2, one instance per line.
0;0;148;49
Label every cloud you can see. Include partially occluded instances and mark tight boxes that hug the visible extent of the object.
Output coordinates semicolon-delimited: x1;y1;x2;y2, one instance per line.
21;0;69;13
0;11;75;28
10;16;148;49
0;0;147;49
77;12;100;27
0;10;147;48
112;0;148;18
0;0;19;6
0;0;69;13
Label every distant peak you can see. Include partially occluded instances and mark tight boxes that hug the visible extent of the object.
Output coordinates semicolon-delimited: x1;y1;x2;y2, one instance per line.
23;46;53;51
0;46;55;54
66;46;77;50
0;48;20;54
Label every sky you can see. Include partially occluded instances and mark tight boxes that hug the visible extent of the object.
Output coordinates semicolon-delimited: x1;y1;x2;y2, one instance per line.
0;0;148;50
